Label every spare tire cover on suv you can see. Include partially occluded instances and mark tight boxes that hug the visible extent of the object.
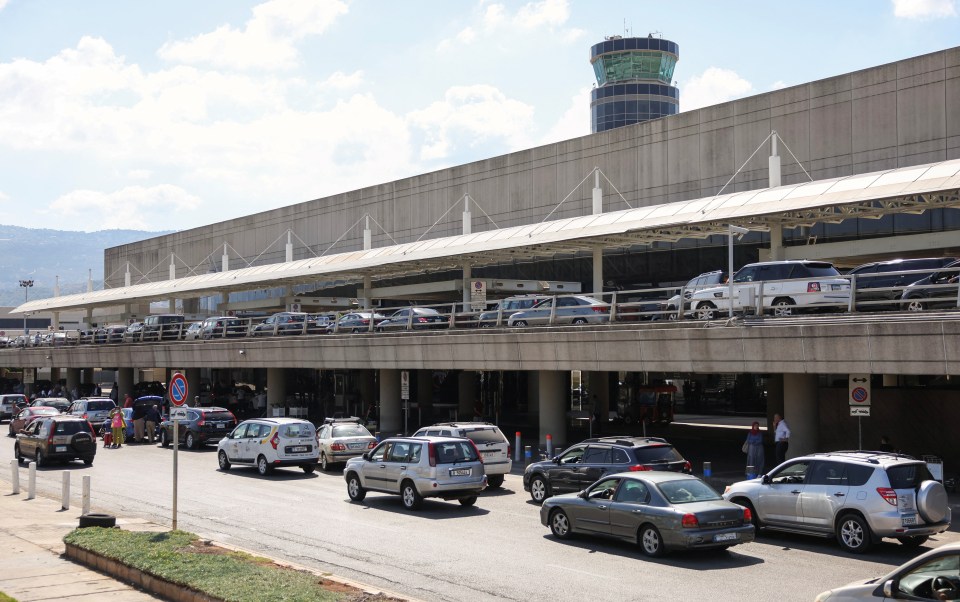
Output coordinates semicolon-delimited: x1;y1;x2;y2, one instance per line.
916;480;948;523
71;431;96;453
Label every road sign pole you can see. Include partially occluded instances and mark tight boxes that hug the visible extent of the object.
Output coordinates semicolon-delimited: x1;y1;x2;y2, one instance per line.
858;417;862;451
172;419;178;531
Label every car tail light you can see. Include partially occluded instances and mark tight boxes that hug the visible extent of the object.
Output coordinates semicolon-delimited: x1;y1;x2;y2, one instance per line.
360;319;369;325
416;317;427;323
807;282;821;292
270;432;279;450
681;514;699;528
48;431;55;445
877;487;898;506
197;418;205;426
629;465;652;471
683;460;692;473
507;445;512;458
592;306;607;313
367;441;376;449
330;443;346;451
743;507;752;523
428;442;436;467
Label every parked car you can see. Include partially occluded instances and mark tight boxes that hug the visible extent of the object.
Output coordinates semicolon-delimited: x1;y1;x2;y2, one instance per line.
218;417;319;475
250;312;310;336
524;436;692;504
183;321;203;341
14;415;98;467
94;324;128;344
68;397;116;424
688;260;850;319
308;313;338;333
615;290;671;322
723;450;951;553
412;422;512;488
815;541;960;601
477;295;544;327
899;259;960;312
141;314;185;341
8;406;60;436
847;257;956;311
542;472;754;556
0;394;28;421
376;307;447;331
660;270;727;320
200;316;250;339
31;397;71;413
159;406;237;449
316;417;376;471
122;322;144;342
326;312;386;333
507;295;610;327
344;436;487;510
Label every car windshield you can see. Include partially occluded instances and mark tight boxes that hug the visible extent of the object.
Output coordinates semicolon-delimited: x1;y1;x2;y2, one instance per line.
633;446;684;463
433;440;479;463
34;408;59;416
332;424;370;437
657;479;721;504
87;400;114;411
279;423;314;438
54;421;90;435
462;428;504;444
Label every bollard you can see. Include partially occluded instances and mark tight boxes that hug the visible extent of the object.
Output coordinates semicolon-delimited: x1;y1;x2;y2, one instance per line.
10;459;19;495
82;476;91;515
545;434;553;458
703;461;712;478
514;432;522;463
61;471;70;510
27;461;36;500
746;465;757;480
524;445;532;465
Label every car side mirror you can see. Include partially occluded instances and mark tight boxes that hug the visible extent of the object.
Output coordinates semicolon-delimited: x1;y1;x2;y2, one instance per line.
761;474;771;484
362;452;370;461
882;579;895;597
553;456;561;464
577;490;587;499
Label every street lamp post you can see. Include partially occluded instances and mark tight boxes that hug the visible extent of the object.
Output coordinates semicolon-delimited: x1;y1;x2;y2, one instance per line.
19;279;34;334
727;226;749;318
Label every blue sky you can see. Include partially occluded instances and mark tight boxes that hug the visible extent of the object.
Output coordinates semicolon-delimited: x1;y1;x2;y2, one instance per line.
0;0;957;232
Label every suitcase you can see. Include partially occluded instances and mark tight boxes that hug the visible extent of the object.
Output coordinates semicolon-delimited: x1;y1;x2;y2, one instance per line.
103;431;113;447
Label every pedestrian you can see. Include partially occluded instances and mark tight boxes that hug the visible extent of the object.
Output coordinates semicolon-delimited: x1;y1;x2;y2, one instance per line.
743;421;765;477
878;435;895;453
109;407;126;448
123;393;134;408
110;383;119;403
773;413;790;465
145;404;160;443
132;399;147;443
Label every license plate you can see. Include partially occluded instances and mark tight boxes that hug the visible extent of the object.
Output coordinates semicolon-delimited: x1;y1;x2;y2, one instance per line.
831;284;842;290
56;446;67;452
902;514;918;526
713;532;737;542
215;422;225;429
348;443;363;449
450;468;471;476
291;446;308;453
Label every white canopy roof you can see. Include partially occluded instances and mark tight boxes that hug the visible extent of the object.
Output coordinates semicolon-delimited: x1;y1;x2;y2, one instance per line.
15;158;960;314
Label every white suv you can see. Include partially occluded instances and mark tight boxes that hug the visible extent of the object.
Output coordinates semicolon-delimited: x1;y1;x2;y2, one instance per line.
0;394;28;421
413;422;512;488
217;418;319;475
689;260;850;319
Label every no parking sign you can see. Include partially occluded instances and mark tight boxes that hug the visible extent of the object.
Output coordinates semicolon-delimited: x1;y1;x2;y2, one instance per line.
169;373;189;407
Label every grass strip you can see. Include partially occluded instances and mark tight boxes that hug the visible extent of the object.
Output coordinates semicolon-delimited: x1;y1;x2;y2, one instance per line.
0;593;17;602
64;528;342;602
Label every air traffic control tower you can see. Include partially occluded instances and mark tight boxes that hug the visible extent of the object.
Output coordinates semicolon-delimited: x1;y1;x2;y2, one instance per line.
590;35;679;133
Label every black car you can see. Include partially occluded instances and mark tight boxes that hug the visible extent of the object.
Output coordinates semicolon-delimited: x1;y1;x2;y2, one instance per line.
14;415;98;466
900;259;960;311
848;257;956;310
376;307;448;331
159;406;237;449
523;436;692;504
250;312;310;336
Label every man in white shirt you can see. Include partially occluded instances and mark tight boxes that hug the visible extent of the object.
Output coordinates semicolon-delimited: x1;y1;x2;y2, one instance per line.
774;413;790;465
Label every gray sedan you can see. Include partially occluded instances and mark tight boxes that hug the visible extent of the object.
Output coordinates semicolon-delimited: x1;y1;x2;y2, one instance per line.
540;472;754;557
507;295;609;327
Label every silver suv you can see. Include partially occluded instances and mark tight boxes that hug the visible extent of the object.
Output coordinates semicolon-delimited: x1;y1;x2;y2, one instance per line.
723;451;950;553
67;397;117;424
412;422;512;488
344;436;487;510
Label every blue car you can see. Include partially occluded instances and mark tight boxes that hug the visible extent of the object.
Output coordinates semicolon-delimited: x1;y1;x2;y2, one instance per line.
99;407;134;440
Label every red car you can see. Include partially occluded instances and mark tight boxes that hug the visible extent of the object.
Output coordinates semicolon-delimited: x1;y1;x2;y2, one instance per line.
8;407;59;437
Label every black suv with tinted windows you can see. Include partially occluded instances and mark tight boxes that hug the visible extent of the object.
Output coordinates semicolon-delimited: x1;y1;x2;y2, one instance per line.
14;415;98;466
523;436;692;503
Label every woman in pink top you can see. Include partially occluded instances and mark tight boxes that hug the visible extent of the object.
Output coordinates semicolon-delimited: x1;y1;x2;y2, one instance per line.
109;407;126;448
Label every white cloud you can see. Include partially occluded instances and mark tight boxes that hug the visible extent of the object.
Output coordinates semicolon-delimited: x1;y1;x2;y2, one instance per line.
770;80;788;91
513;0;569;29
0;1;9;12
540;86;591;145
892;0;957;18
157;0;348;70
126;169;152;180
48;185;202;230
437;0;578;51
407;85;535;160
680;67;754;112
321;70;364;90
0;190;9;202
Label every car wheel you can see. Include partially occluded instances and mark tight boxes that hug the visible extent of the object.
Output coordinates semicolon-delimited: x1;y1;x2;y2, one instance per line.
667;309;678;321
160;430;169;448
459;496;477;507
550;509;572;539
320;452;330;471
836;513;873;554
479;323;493;328
346;473;366;501
572;318;587;325
695;302;717;321
897;535;929;548
256;455;272;476
513;320;528;327
82;457;93;466
218;450;231;471
904;298;926;312
401;480;424;510
185;432;197;450
486;474;505;489
301;464;316;474
529;475;549;504
639;524;667;557
36;450;45;468
771;298;796;317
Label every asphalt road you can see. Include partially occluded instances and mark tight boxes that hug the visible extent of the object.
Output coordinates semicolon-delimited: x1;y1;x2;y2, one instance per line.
4;436;959;602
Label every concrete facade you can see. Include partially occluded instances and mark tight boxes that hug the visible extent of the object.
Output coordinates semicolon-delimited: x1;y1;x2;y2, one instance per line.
104;47;960;288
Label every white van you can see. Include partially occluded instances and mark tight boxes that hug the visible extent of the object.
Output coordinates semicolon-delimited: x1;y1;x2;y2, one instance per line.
217;417;319;475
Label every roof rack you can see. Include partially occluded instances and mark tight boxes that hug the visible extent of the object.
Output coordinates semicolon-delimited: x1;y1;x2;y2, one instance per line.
811;450;917;464
582;436;668;446
432;421;496;427
323;416;363;424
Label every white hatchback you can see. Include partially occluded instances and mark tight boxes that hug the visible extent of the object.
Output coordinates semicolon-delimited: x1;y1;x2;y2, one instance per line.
217;417;319;475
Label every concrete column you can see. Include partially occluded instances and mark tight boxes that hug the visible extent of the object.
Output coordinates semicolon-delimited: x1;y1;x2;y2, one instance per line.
50;368;61;387
769;224;784;261
587;371;609;432
182;298;200;315
527;372;540;413
379;369;401;435
592;249;603;296
462;264;472;312
65;369;81;396
52;311;60;330
266;368;286;415
782;373;819;459
167;299;177;314
458;371;478;421
81;368;94;385
117;368;134;400
538;370;566;448
186;369;201;407
357;370;375;413
359;275;372;309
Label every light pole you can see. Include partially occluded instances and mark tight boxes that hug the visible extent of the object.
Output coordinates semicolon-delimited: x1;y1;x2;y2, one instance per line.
19;279;34;334
727;226;749;318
